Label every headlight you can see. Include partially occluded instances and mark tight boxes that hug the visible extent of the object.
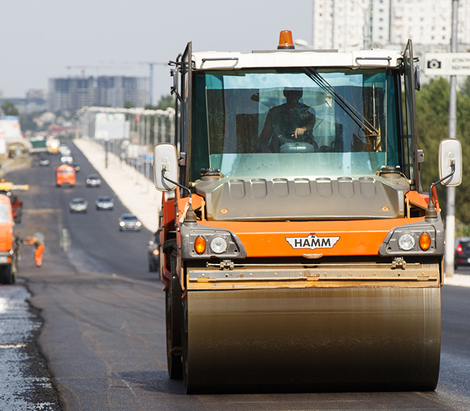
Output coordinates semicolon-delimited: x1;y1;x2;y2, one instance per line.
136;221;142;226
398;233;415;251
210;236;228;253
119;222;125;226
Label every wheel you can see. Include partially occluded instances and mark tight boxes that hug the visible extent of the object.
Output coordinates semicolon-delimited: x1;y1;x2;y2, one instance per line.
0;264;15;285
166;253;183;379
181;296;192;393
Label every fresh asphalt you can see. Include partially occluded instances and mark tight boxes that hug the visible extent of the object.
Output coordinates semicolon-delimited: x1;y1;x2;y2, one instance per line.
1;140;470;410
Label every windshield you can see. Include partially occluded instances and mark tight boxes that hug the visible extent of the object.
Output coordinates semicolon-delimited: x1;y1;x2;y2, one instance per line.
0;204;9;223
191;68;402;181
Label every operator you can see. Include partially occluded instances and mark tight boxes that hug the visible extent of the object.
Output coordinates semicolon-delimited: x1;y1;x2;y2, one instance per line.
259;87;317;153
23;232;45;267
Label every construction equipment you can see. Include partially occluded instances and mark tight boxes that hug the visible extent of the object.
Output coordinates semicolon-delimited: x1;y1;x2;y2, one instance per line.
0;181;29;224
55;164;76;187
0;194;19;284
153;31;462;394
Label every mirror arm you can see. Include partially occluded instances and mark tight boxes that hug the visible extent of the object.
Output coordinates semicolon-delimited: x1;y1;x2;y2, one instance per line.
426;161;455;219
161;166;192;201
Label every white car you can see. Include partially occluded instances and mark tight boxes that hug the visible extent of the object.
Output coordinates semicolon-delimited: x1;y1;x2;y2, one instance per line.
118;213;142;231
59;145;71;156
69;198;88;213
95;196;114;210
39;157;50;166
86;174;102;187
61;155;73;164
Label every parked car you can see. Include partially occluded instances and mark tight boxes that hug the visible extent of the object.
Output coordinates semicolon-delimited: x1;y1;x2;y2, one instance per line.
455;237;470;269
39;157;50;166
86;174;102;187
118;213;142;231
95;196;114;211
148;230;160;272
69;198;88;213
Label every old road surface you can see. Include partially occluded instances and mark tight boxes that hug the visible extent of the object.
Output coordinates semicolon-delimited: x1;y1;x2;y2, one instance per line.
1;140;470;410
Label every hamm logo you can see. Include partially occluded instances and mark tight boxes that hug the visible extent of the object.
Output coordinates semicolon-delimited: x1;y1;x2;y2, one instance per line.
286;234;340;250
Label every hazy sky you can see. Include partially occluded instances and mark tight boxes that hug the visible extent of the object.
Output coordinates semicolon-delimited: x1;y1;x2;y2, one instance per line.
1;0;313;104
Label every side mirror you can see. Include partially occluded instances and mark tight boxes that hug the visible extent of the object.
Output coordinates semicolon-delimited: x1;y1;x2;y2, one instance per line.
153;143;178;191
439;138;462;187
414;65;421;91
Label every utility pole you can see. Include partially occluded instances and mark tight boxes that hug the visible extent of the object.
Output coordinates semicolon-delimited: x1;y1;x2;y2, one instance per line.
149;63;154;106
445;0;459;278
139;62;167;106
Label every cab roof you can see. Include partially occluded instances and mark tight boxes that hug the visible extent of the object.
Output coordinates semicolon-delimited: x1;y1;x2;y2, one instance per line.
192;49;403;71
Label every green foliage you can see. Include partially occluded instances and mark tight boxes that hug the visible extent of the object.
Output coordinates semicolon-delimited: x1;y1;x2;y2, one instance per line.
20;113;38;132
456;221;470;238
416;77;470;225
1;101;20;116
144;95;174;111
156;95;174;110
124;101;135;109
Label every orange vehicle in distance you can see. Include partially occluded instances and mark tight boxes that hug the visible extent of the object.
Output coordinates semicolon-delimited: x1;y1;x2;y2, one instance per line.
56;164;76;187
0;194;18;284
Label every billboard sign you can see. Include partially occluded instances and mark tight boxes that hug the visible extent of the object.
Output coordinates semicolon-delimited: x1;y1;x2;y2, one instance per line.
94;113;130;140
425;53;470;76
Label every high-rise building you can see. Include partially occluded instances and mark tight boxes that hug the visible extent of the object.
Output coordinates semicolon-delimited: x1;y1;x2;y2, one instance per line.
48;76;149;112
48;77;95;112
94;76;149;108
311;0;470;51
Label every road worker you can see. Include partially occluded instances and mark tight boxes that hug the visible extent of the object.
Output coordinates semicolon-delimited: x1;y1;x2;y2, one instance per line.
23;232;45;267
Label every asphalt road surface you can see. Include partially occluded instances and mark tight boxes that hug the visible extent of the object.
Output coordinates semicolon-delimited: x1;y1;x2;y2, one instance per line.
2;141;470;410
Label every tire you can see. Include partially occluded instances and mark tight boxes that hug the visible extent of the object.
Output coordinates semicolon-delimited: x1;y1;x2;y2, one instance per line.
181;297;192;393
166;253;183;379
0;264;15;285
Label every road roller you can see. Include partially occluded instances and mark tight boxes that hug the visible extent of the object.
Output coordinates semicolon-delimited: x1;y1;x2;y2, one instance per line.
153;31;462;393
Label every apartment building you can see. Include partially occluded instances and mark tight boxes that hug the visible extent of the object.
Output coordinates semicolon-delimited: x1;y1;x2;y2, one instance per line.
312;0;470;51
48;76;149;112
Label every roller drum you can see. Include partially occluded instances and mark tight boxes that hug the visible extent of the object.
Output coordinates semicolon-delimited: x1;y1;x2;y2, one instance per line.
182;287;440;393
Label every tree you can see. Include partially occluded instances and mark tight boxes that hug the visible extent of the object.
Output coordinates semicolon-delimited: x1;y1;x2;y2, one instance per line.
1;101;19;116
416;77;470;226
156;95;174;110
144;95;174;111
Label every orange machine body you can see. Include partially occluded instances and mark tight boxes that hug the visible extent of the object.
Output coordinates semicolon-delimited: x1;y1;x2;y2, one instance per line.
56;164;76;187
